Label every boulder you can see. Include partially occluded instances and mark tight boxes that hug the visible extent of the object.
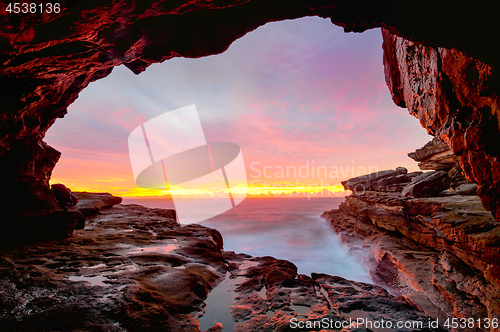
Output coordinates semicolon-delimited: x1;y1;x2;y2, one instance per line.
396;166;408;174
401;171;451;198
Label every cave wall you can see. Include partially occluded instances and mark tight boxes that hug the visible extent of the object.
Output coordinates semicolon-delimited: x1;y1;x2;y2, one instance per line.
1;0;500;234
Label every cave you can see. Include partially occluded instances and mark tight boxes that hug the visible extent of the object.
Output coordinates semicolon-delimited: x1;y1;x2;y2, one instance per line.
1;0;500;330
2;0;500;236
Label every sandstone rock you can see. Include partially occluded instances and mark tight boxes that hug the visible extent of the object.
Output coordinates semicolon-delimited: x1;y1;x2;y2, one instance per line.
456;183;478;196
407;139;459;171
204;323;223;332
0;204;225;331
323;191;500;325
231;256;441;332
417;150;460;171
1;0;499;230
373;171;423;192
74;192;123;217
396;166;408;174
447;163;470;189
341;168;407;193
402;171;451;198
408;138;451;162
0;203;442;331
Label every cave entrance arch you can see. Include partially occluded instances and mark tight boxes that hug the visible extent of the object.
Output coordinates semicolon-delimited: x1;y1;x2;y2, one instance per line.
44;18;431;204
2;1;500;242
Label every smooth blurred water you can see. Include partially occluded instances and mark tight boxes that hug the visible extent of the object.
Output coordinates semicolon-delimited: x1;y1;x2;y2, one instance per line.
122;196;371;283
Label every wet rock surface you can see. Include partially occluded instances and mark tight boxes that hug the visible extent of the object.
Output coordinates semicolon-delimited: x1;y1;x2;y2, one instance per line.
323;193;500;331
227;256;444;332
0;202;226;331
0;196;444;331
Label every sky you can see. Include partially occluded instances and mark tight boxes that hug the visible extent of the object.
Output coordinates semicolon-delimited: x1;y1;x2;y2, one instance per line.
45;17;432;197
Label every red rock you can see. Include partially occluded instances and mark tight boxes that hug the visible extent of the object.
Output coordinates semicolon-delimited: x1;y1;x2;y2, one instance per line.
382;29;500;220
323;190;500;323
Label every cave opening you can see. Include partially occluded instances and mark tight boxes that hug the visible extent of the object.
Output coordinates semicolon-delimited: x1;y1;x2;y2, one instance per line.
2;3;500;330
40;15;437;286
45;17;431;199
41;18;439;329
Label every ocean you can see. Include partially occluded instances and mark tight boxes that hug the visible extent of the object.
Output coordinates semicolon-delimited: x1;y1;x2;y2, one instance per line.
121;196;370;283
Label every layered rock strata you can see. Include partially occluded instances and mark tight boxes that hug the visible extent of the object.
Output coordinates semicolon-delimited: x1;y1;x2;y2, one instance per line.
323;142;500;331
408;139;460;171
0;195;444;331
403;139;476;198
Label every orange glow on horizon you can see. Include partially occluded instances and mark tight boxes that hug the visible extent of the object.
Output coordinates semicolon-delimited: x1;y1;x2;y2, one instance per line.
49;177;347;198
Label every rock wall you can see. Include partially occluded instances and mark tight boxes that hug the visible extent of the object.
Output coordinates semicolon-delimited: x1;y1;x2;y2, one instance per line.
2;0;500;236
382;29;500;220
323;141;500;330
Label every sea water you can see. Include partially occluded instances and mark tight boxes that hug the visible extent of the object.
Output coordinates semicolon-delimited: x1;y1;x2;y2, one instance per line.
122;196;371;331
121;196;369;282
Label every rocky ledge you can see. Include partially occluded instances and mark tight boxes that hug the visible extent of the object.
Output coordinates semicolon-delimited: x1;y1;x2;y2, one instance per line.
74;192;124;217
0;195;445;331
323;139;500;331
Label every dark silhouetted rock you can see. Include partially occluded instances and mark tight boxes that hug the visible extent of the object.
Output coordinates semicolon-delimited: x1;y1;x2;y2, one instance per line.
402;171;451;198
51;183;79;208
